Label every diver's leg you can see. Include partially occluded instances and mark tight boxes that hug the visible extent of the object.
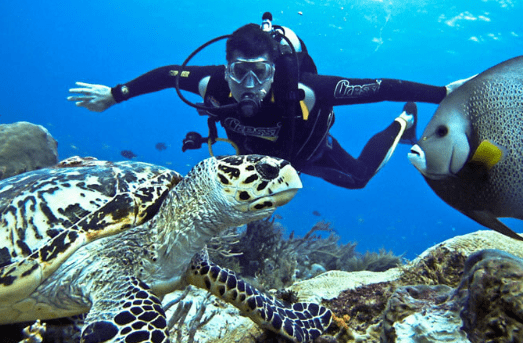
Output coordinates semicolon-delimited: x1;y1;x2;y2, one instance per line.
300;136;371;189
300;103;417;189
399;102;418;145
358;102;417;174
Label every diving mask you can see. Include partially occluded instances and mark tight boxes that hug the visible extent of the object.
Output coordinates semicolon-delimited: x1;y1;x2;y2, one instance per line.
227;58;275;88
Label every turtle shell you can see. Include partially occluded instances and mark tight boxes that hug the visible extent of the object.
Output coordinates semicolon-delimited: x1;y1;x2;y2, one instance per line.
0;157;181;302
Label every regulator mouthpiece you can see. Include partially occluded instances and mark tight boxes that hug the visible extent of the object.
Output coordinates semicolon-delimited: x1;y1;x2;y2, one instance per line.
239;93;260;118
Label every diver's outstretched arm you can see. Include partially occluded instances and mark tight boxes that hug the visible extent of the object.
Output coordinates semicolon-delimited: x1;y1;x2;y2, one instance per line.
67;81;116;112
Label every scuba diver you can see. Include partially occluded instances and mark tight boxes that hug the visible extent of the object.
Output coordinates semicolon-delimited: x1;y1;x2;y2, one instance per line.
67;13;470;189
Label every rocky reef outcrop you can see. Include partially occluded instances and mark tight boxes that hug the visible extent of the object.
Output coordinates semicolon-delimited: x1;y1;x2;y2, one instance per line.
375;248;523;343
321;231;523;343
148;230;523;343
0;121;58;180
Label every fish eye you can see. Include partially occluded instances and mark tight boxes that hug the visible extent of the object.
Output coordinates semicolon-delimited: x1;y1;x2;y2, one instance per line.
436;125;449;137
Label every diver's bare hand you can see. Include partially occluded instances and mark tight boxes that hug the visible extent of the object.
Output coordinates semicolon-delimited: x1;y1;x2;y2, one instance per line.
67;82;116;112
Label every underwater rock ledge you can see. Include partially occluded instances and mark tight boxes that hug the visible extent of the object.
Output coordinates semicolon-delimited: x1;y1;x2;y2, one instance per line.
178;230;523;343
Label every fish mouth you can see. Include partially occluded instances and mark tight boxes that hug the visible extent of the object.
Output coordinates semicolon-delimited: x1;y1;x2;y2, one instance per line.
408;144;451;180
408;144;427;174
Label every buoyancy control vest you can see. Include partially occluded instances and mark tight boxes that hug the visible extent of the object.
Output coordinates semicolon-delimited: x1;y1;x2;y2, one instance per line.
181;12;333;167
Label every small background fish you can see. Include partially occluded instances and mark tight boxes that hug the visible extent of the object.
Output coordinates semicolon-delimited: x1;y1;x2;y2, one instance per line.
120;150;137;159
155;142;167;151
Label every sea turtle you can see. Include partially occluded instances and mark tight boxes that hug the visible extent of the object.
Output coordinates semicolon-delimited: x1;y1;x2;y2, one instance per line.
0;155;332;342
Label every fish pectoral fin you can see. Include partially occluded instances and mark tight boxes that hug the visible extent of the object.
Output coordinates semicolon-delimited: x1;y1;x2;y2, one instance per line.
470;140;504;170
467;210;523;241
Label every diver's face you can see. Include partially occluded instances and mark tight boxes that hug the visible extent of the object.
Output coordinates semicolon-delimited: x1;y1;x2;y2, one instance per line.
225;51;275;103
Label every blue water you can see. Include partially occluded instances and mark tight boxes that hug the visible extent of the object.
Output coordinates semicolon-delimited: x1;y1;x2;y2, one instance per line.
2;0;522;260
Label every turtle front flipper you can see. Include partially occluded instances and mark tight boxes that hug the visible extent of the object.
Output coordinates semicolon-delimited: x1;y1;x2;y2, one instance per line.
82;276;169;343
186;249;332;343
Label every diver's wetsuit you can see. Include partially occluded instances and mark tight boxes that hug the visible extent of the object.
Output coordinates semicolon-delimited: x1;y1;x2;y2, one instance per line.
111;65;447;189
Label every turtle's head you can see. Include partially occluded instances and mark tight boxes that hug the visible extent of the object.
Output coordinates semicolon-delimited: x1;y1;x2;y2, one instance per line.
215;154;301;216
184;155;302;228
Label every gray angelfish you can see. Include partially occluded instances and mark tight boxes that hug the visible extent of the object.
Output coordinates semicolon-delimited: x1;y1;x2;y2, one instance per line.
408;55;523;241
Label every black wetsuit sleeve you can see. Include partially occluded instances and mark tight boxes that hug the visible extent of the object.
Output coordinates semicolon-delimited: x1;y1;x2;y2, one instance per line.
300;73;447;106
111;65;224;103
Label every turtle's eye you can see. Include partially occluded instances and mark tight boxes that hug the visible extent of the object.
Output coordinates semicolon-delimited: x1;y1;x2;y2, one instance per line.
255;161;279;180
436;125;449;137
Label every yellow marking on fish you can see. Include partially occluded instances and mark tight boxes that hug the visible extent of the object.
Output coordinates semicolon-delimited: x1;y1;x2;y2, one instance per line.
470;140;503;170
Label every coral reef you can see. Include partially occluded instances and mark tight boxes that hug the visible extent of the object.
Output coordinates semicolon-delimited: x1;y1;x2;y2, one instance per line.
380;249;523;342
164;287;218;343
323;247;469;341
399;247;467;288
456;249;523;342
208;218;403;291
1;316;84;343
329;281;395;337
162;286;259;343
8;230;522;343
208;217;298;290
292;221;402;275
381;284;464;343
319;232;523;343
344;249;403;273
0;122;58;180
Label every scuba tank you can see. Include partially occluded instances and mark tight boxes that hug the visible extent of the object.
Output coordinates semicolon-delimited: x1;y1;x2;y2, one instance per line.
261;12;318;161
